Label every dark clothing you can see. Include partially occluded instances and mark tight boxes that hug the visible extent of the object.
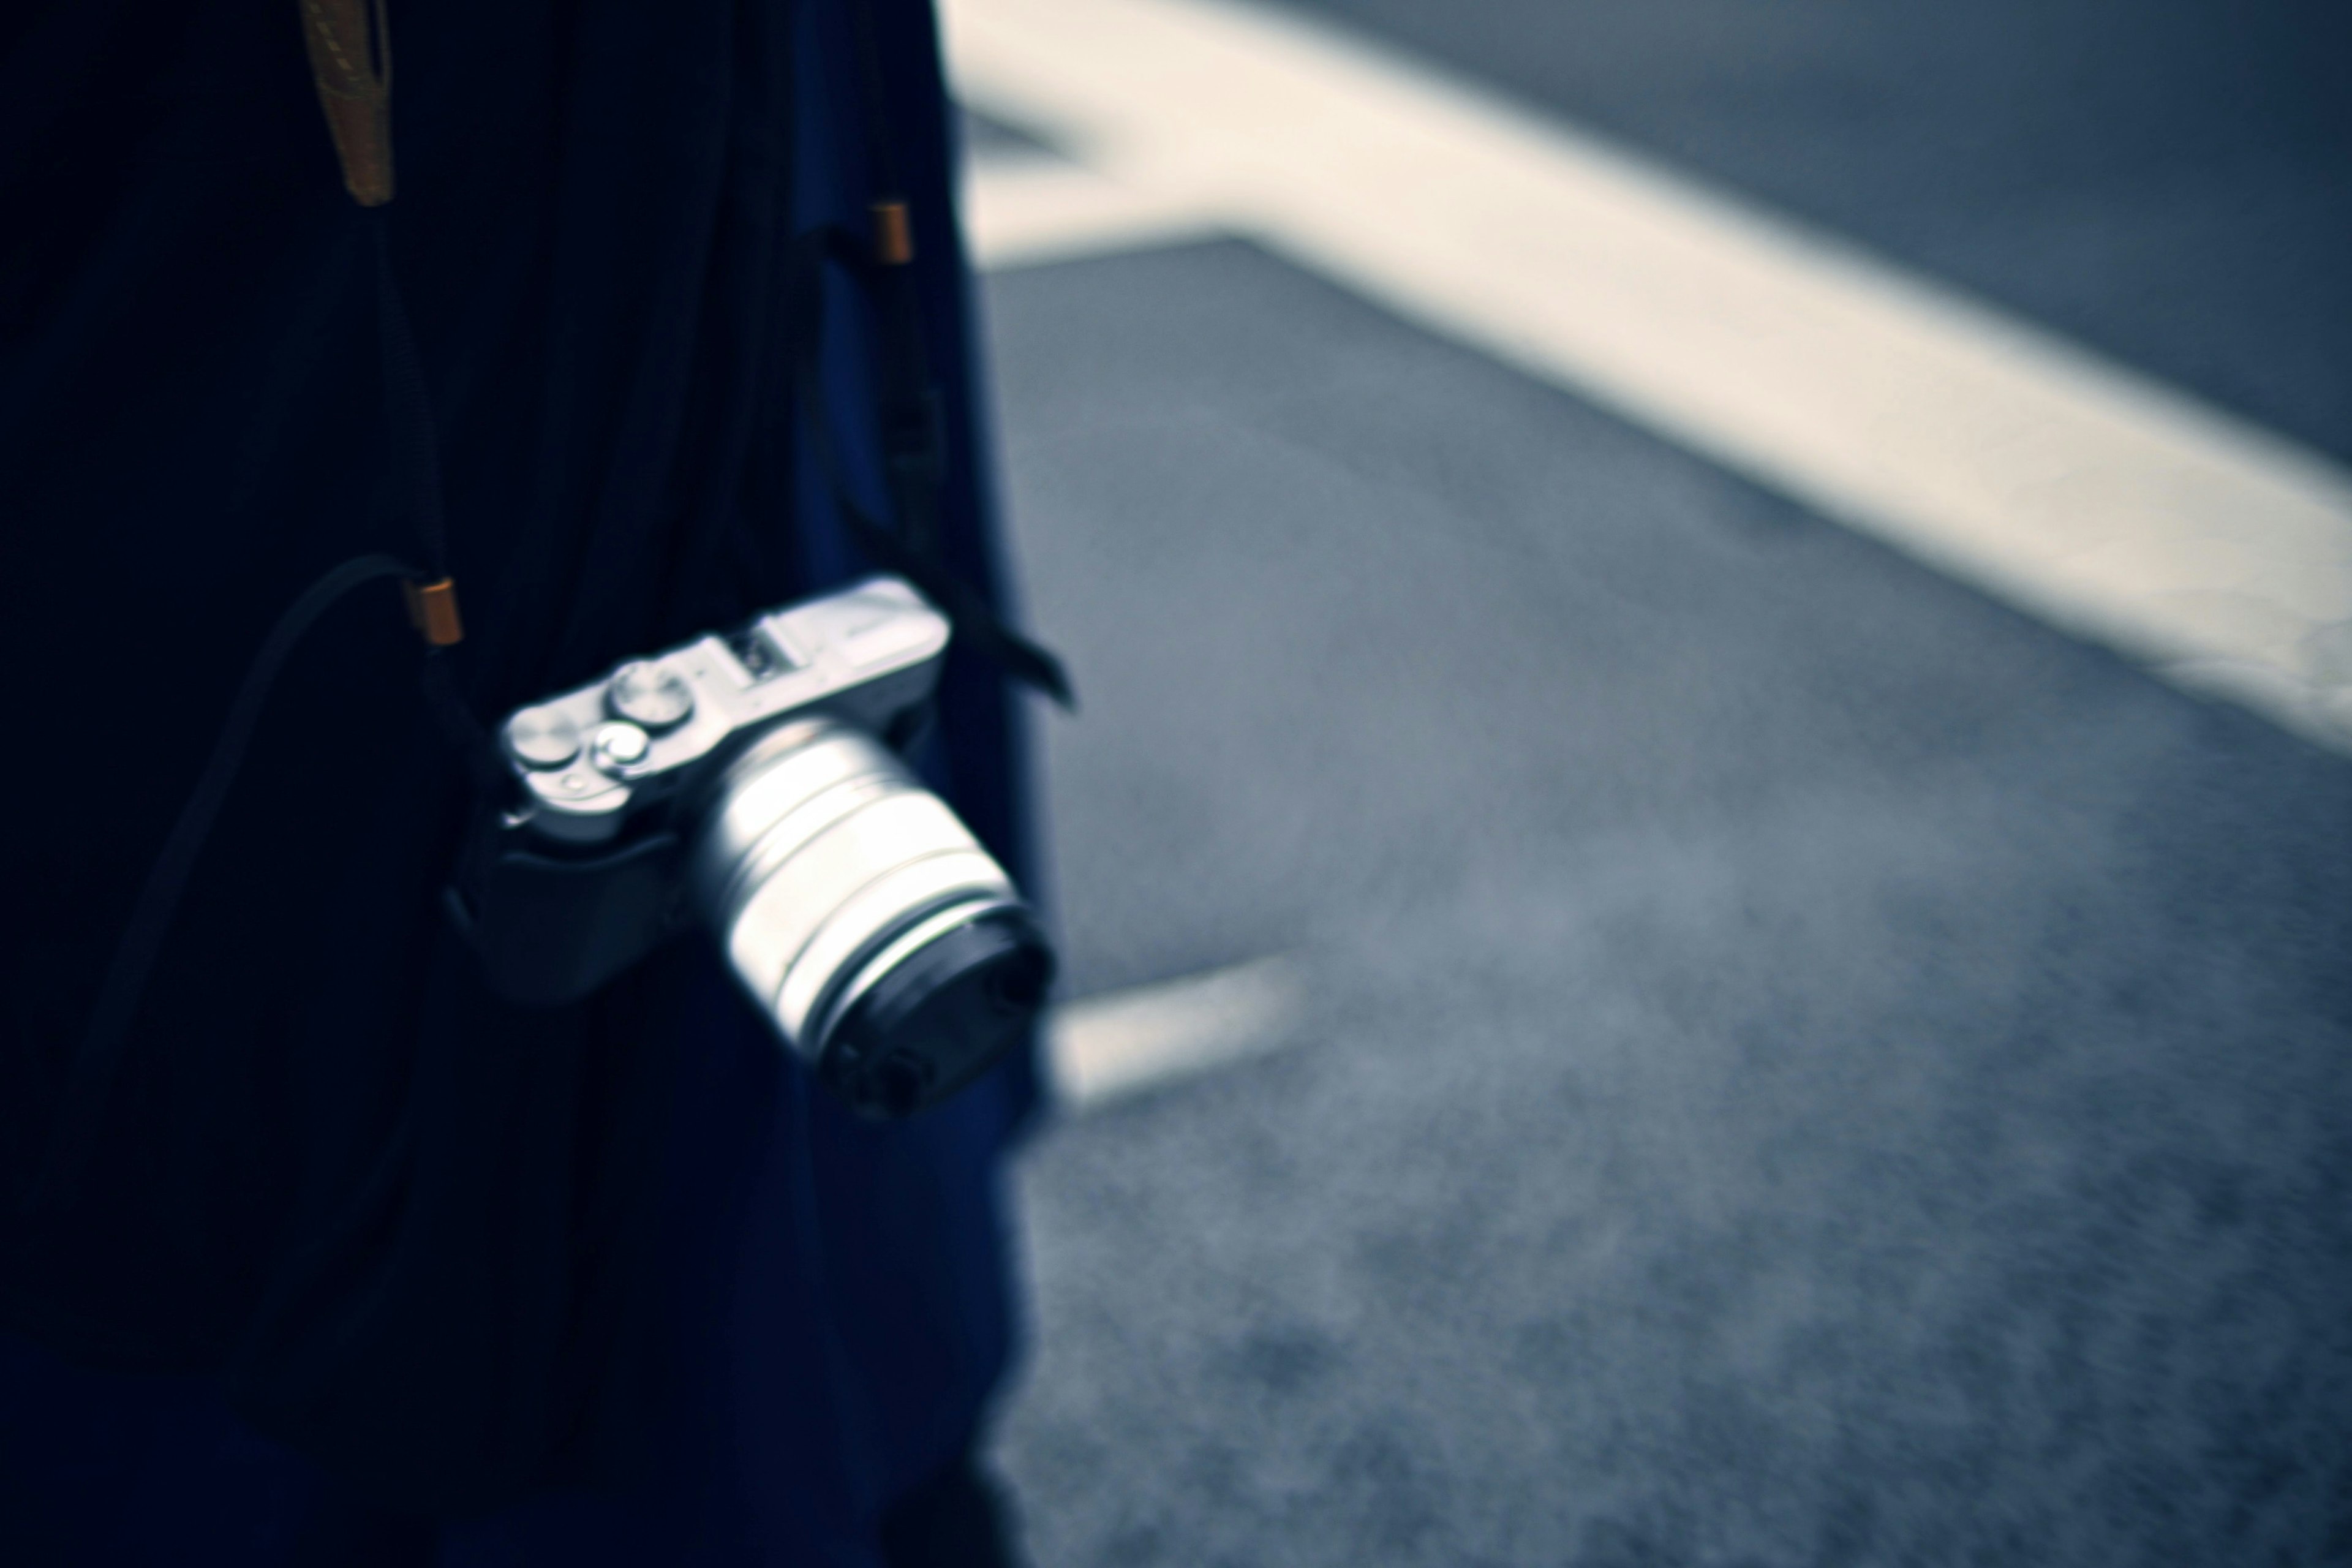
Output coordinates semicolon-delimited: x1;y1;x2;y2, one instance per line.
1;0;1039;1556
1;968;1031;1564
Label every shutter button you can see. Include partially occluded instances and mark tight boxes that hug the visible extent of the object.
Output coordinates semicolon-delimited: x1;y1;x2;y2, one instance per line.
591;721;652;776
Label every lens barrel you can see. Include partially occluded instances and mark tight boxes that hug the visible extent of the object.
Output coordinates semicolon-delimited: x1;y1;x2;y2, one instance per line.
691;718;1052;1117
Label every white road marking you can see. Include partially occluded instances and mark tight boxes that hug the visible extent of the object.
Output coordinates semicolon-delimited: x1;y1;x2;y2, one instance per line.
962;160;1224;271
1044;956;1305;1110
947;0;2352;752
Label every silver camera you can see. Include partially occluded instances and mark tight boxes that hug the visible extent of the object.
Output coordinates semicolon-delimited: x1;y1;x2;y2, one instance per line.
451;576;1053;1118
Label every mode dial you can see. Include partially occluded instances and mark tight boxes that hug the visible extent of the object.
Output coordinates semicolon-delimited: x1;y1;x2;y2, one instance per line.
608;660;696;731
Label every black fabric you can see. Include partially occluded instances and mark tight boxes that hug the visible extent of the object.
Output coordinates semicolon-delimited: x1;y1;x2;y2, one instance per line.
288;1484;436;1568
0;0;1038;1520
876;1450;1024;1568
26;553;421;1218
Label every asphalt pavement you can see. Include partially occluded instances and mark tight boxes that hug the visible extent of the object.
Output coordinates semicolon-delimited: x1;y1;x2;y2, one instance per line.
1276;0;2352;467
963;4;2352;1562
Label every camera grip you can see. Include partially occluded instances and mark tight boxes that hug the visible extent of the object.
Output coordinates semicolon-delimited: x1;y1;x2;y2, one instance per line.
448;833;686;1008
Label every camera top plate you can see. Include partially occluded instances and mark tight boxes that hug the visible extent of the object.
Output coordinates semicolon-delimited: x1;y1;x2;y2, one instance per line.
500;576;950;843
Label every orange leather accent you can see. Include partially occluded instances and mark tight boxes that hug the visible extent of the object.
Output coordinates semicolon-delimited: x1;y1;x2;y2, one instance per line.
298;0;394;206
872;200;915;266
404;577;464;646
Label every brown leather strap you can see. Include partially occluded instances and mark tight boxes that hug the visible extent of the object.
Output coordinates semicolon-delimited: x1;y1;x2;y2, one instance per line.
298;0;394;206
870;200;915;266
402;576;464;646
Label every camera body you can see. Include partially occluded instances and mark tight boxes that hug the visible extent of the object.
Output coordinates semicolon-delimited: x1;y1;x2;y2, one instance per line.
451;576;1052;1118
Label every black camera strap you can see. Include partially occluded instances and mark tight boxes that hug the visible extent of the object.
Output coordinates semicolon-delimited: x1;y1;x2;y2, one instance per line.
802;0;1074;710
26;554;421;1213
785;227;1073;709
25;6;482;1215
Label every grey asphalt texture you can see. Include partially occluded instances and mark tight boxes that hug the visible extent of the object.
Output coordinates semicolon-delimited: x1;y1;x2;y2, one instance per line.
964;6;2352;1564
1278;0;2352;466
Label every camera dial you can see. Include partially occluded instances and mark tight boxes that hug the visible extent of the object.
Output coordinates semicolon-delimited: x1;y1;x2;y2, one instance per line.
505;705;581;769
608;660;696;730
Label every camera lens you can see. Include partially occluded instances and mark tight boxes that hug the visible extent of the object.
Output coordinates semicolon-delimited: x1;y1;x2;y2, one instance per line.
825;909;1054;1117
985;945;1051;1016
690;719;1054;1117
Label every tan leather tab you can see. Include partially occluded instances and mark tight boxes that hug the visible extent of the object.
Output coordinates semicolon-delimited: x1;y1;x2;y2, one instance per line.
872;200;914;266
403;577;464;646
299;0;394;206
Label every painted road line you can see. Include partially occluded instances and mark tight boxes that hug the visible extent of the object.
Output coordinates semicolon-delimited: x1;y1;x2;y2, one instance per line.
1045;956;1306;1110
963;160;1225;271
942;0;2352;752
